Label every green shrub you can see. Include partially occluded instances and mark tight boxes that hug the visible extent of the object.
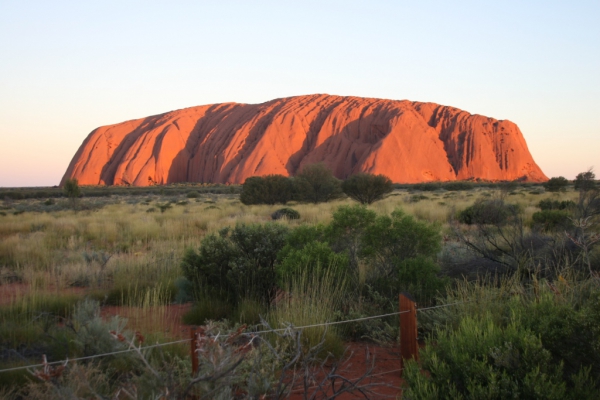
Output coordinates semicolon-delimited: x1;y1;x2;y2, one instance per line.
182;297;234;325
393;256;447;303
403;314;569;399
545;176;569;192
538;199;576;211
181;223;289;305
574;169;596;192
362;209;443;302
186;190;199;198
458;199;518;225
411;182;442;191
293;163;344;203
327;205;378;272
341;173;393;204
240;175;294;205
277;240;348;283
157;203;172;213
271;207;300;220
532;210;570;231
516;292;600;383
408;194;428;203
442;181;475;191
63;178;81;202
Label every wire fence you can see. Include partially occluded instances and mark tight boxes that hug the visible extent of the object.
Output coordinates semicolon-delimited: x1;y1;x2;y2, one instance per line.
0;300;467;374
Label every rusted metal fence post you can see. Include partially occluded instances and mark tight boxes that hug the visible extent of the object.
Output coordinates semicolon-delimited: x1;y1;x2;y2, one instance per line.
399;293;418;375
190;327;198;377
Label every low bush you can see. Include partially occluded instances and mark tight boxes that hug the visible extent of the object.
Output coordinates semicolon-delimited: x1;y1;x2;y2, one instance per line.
277;240;348;283
403;314;570;399
538;199;576;211
271;207;300;220
181;223;289;306
240;175;294;205
442;181;475;191
545;176;569;192
532;210;571;231
458;199;518;225
293;163;344;203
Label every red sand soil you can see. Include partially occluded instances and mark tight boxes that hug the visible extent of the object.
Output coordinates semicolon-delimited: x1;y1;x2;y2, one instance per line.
100;303;193;339
287;342;404;399
0;282;88;306
62;94;547;186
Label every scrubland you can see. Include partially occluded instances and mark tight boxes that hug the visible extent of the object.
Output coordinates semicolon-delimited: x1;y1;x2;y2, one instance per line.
0;182;599;398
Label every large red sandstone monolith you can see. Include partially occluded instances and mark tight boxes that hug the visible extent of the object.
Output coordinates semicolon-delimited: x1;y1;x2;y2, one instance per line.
61;94;547;186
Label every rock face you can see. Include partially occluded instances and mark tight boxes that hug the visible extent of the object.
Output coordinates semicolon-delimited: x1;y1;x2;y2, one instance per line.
61;94;547;186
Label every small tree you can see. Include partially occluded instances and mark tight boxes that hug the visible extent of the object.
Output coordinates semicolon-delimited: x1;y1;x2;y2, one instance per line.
63;178;81;204
574;169;596;192
240;175;294;205
545;176;569;192
294;163;344;203
341;173;393;205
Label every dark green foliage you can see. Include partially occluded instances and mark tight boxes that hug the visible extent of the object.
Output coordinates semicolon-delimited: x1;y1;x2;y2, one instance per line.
294;163;344;203
410;182;442;191
341;173;393;204
394;256;447;302
403;314;570;399
63;178;81;202
277;224;327;258
517;292;600;383
532;210;571;231
271;207;300;220
406;281;600;398
181;223;289;305
545;176;569;192
327;205;377;272
458;199;518;225
240;175;294;205
186;190;199;198
362;209;443;302
43;198;55;206
363;209;442;269
277;240;348;283
538;199;576;211
157;203;172;213
442;181;475;191
574;169;596;192
182;298;233;325
327;205;444;303
174;276;194;304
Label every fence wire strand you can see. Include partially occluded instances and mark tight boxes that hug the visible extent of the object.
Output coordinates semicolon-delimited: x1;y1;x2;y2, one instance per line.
0;300;466;374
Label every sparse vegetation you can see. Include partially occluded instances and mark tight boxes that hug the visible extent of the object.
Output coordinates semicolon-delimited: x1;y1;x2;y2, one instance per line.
1;174;599;397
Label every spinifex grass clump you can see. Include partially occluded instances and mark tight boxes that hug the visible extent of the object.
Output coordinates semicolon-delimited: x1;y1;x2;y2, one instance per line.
268;268;346;359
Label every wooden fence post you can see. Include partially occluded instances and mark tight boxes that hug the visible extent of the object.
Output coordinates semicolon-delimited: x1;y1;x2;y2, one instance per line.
399;293;418;375
190;327;198;377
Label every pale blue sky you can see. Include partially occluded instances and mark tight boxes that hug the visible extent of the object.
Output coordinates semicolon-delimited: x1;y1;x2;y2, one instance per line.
0;1;598;186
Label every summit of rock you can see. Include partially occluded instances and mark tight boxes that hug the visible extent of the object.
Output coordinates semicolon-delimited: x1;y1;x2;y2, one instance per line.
61;94;547;186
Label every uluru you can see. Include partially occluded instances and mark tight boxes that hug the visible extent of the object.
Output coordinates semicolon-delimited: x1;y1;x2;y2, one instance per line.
61;94;547;186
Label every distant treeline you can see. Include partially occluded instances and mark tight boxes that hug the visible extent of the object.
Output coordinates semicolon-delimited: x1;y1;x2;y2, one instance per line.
0;183;240;200
2;176;571;201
